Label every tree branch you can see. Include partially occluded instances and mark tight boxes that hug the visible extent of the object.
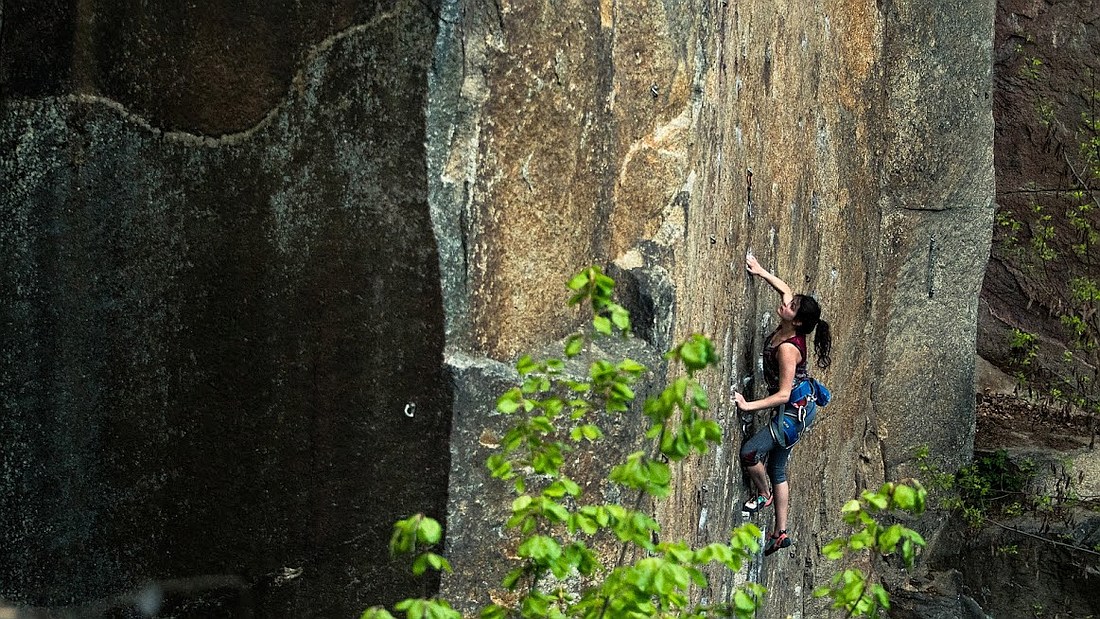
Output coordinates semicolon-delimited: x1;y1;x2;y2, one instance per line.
985;517;1100;557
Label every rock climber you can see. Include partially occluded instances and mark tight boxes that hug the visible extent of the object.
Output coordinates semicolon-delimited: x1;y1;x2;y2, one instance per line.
734;253;833;556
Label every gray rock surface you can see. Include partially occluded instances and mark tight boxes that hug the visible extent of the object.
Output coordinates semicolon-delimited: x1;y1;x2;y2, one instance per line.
2;0;995;616
430;0;994;616
2;3;449;617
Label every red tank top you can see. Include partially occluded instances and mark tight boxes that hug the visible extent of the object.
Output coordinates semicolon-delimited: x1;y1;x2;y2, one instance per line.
763;330;809;393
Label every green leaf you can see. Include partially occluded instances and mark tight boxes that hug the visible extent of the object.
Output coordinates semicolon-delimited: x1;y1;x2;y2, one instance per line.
516;355;539;376
417;517;443;544
822;538;846;560
412;552;452;575
512;495;533;512
501;567;524;590
691;385;710;409
731;524;761;554
872;584;891;609
594;273;615;294
647;459;671;485
530;416;554;433
700;420;723;443
680;341;702;368
581;424;603;441
593;315;612;335
564;334;585;358
733;590;756;612
848;529;875;551
878;524;903;553
486;454;513;479
892;483;917;510
518;535;562;562
496;389;522;414
560;477;581;496
571;512;599;535
905;529;927;546
429;553;452;572
361;606;397;619
611;382;635;401
543;482;567;498
480;604;507;619
542;501;570;523
567;271;590;291
665;544;695;564
543;397;564;417
901;538;915;566
610;305;631;331
863;490;889;511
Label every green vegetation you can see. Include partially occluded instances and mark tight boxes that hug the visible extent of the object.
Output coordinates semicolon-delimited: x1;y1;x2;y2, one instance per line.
363;268;926;619
914;446;1100;563
815;482;927;618
918;446;1037;527
999;43;1100;448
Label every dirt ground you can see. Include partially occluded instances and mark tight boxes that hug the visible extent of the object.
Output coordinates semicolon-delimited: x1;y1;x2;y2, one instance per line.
976;391;1095;453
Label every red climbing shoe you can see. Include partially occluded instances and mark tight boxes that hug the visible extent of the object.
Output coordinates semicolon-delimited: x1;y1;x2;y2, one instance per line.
764;530;791;556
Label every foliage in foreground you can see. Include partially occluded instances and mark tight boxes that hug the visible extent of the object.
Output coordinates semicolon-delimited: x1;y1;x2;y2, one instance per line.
815;482;927;618
363;267;926;619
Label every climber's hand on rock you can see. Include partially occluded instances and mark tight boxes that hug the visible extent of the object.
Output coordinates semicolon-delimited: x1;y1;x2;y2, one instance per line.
733;391;749;409
746;254;767;277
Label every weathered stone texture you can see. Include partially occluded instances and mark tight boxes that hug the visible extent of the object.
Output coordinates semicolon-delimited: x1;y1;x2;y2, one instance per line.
3;0;995;616
433;0;994;616
980;0;1100;388
2;3;449;617
0;1;397;134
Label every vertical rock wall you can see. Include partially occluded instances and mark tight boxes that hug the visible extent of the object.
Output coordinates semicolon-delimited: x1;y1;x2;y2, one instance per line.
2;2;450;617
433;0;994;616
2;0;994;616
980;0;1100;385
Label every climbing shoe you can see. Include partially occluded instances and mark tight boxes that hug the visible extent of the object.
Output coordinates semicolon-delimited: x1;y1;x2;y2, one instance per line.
742;494;773;513
764;530;791;556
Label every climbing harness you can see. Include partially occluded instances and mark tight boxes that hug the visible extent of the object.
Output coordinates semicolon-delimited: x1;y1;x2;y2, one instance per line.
770;378;831;448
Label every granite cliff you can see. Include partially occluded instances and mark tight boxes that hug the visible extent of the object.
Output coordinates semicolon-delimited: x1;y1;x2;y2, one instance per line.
1;0;994;616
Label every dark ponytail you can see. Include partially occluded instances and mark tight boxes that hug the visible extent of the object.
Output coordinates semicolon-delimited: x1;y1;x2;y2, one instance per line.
813;319;832;369
794;294;832;369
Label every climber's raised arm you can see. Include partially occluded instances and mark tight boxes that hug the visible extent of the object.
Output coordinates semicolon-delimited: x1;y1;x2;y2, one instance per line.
745;254;793;306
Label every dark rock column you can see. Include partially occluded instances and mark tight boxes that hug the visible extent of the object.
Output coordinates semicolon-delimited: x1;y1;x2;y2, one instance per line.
1;2;450;617
874;0;995;476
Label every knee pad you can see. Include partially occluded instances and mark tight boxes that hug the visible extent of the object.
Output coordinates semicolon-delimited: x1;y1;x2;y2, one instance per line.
740;450;757;467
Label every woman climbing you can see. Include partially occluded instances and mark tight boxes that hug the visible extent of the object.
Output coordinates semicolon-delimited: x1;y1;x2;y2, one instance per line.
733;253;832;556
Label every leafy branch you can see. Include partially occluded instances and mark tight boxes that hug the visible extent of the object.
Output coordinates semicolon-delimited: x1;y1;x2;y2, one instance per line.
366;267;930;619
815;482;928;618
364;267;763;619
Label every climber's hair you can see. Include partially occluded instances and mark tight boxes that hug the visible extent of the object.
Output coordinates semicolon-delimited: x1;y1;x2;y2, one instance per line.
793;294;832;369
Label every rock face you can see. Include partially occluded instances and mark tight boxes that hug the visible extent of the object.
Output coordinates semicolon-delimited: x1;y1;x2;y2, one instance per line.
1;0;994;617
980;0;1100;397
2;3;450;617
433;0;994;615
